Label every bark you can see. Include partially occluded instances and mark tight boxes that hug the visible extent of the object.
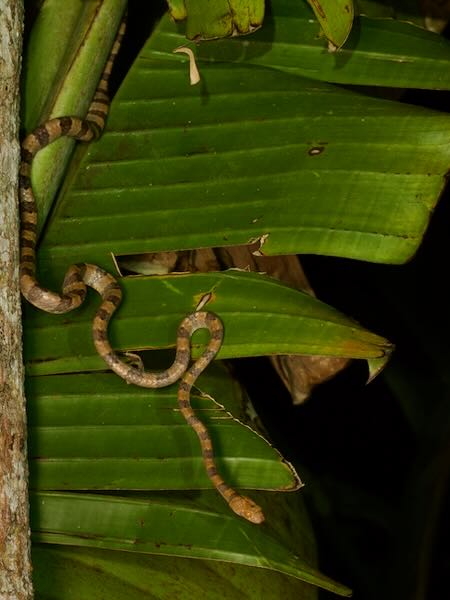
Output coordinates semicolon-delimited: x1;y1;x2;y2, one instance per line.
0;1;34;598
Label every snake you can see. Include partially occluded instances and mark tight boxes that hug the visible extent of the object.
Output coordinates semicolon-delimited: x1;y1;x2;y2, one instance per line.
19;16;264;525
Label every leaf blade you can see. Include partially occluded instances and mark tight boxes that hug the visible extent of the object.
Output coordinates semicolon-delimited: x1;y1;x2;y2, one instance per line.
32;544;319;600
166;0;265;40
37;38;450;267
22;0;127;232
30;491;352;596
28;370;298;491
306;0;354;48
24;271;392;375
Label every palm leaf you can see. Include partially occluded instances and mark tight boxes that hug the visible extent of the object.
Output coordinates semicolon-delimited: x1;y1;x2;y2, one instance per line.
166;0;265;39
32;543;319;599
177;0;450;89
30;490;351;596
22;0;127;226
23;1;450;595
29;14;449;274
24;270;391;376
28;367;298;491
304;0;354;48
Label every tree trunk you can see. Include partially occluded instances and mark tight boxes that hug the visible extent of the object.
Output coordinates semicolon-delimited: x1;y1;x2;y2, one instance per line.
0;1;34;598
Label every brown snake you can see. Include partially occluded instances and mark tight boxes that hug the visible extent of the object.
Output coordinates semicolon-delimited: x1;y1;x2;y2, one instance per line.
19;17;264;524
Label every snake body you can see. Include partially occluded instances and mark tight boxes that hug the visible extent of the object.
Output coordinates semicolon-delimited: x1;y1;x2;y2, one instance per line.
19;17;264;524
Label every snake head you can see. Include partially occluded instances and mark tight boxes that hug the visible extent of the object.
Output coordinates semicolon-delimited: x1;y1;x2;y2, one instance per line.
229;495;265;524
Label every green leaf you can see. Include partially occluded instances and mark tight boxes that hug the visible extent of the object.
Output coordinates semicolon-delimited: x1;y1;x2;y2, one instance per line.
166;0;187;20
32;544;319;599
367;356;389;383
22;0;126;131
27;368;298;491
23;271;392;375
30;491;351;596
166;0;265;39
22;0;127;232
32;20;450;270
158;1;450;89
306;0;354;49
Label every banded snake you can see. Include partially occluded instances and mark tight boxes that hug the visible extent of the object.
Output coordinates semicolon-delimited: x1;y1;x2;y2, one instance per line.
19;17;264;525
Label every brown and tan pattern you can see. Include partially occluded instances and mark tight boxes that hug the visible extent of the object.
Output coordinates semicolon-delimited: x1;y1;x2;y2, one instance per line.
177;312;264;524
19;17;264;523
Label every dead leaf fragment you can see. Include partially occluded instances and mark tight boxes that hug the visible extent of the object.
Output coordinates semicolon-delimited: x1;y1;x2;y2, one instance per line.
173;46;201;85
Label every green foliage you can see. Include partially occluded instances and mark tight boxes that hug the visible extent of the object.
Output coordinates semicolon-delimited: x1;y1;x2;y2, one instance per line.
166;0;265;39
165;0;354;48
33;545;320;600
28;368;298;491
305;0;354;48
23;0;450;597
24;271;391;375
22;0;128;226
30;491;350;595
